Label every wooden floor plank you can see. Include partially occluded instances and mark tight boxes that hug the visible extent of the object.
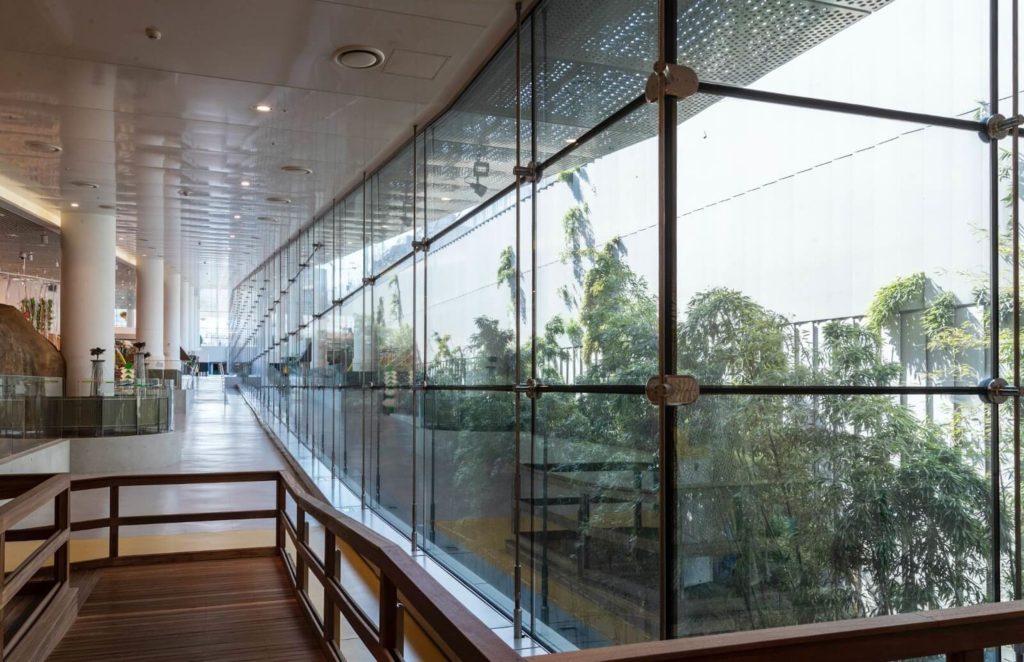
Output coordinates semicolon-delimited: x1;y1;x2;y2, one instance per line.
48;557;326;661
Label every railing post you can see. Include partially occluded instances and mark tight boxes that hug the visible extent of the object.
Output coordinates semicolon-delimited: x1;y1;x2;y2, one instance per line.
55;487;70;584
296;507;308;593
0;530;6;655
276;478;285;552
109;484;119;559
324;531;338;648
379;575;399;656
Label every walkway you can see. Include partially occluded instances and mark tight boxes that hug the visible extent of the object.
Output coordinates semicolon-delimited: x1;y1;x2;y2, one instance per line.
48;557;325;661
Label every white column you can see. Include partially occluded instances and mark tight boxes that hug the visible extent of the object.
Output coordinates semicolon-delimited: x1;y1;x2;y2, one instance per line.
61;211;116;396
180;279;190;353
136;255;165;366
126;308;136;329
164;267;181;371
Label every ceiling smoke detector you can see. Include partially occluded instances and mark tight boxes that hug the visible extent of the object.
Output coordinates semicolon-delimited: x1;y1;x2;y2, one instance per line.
25;140;62;153
332;46;386;70
280;165;313;175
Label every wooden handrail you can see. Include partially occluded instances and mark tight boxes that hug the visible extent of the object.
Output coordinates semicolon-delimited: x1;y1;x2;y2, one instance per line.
545;601;1024;662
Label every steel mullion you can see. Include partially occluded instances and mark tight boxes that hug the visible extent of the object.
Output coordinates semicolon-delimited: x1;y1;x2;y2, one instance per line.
658;0;679;641
512;0;525;640
1013;0;1022;608
990;0;1002;604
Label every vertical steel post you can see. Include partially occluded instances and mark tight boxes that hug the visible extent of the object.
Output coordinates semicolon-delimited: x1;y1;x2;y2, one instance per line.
657;0;680;640
1012;0;1022;609
411;125;419;555
361;172;368;509
989;0;1002;603
512;1;524;639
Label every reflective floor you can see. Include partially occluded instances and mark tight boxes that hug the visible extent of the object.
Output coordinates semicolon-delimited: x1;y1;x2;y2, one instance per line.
70;376;287;539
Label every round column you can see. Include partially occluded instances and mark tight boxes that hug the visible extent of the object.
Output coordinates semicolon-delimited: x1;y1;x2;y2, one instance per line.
164;267;181;372
136;255;165;367
61;211;116;396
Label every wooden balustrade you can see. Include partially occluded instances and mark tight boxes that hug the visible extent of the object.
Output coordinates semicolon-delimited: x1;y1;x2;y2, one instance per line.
6;470;1024;661
0;471;518;661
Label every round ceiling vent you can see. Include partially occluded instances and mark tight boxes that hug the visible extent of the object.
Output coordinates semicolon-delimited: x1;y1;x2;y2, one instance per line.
280;165;314;175
332;46;386;70
265;196;292;205
25;140;62;153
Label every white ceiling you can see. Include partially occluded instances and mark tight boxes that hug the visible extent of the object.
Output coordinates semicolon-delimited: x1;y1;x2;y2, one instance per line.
0;0;517;291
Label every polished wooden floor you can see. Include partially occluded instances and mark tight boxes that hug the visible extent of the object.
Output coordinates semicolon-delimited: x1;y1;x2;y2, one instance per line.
48;557;326;661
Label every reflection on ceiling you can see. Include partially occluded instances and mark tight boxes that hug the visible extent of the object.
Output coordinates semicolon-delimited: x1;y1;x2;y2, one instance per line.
0;0;515;291
0;207;60;281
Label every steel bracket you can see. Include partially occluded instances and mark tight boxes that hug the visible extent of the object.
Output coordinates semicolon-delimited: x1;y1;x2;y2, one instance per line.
645;62;699;103
979;377;1019;404
516;378;543;400
983;113;1024;141
411;239;430;252
513;162;538;182
362;276;376;286
646;374;700;406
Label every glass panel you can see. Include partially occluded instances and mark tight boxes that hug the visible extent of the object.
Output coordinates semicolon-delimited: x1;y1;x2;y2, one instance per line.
526;392;659;649
676;96;991;386
372;263;415;531
533;0;656;161
421;389;517;612
677;0;988;119
426;190;518;386
674;392;993;636
370;145;415;275
535;104;658;386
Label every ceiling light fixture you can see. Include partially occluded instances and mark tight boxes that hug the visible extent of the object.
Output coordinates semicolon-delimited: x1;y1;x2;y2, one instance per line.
98;204;115;210
332;46;386;70
440;196;452;201
233;214;241;220
265;196;292;205
230;234;236;238
257;216;275;222
70;202;79;208
25;140;62;153
280;165;313;175
241;180;251;187
70;180;99;189
254;104;272;113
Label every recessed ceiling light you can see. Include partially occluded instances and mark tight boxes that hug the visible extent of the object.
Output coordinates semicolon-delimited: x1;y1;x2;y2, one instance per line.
70;202;79;208
565;138;577;144
280;165;313;175
332;46;386;70
25;140;62;153
440;196;452;201
254;104;272;113
241;180;251;187
230;234;236;238
233;214;241;219
141;253;147;257
265;196;292;204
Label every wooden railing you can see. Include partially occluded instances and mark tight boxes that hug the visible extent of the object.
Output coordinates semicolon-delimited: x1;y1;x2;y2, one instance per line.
545;602;1024;662
0;470;520;662
7;471;1024;662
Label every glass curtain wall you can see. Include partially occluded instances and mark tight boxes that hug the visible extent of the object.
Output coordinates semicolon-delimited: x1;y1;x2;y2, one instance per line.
230;0;1022;652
